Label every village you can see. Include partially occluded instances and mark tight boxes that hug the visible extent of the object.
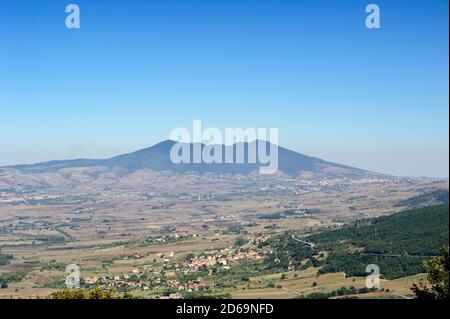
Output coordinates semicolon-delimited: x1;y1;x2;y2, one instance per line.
81;235;270;299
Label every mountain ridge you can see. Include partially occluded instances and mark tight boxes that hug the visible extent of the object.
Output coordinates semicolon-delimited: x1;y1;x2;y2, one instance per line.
2;140;379;178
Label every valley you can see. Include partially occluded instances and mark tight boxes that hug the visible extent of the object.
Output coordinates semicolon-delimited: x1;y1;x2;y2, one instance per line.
0;167;447;299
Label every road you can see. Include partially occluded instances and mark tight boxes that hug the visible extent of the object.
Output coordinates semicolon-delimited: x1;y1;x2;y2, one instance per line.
291;235;316;249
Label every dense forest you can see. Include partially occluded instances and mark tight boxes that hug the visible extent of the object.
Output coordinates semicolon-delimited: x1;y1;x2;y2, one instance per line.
266;205;449;279
310;204;449;279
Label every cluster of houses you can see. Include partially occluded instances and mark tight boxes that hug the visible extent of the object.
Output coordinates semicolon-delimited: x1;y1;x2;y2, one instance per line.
174;244;266;277
83;273;208;296
0;192;60;204
145;233;195;244
80;234;270;298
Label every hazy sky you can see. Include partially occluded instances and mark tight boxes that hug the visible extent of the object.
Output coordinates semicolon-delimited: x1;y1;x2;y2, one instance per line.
1;0;448;177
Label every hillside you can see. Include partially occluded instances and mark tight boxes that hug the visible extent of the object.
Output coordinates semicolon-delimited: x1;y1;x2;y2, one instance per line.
394;189;449;208
309;204;449;279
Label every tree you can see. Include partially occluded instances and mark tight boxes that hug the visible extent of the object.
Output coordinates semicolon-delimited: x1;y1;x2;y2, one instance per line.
411;247;449;299
122;290;134;299
48;286;116;299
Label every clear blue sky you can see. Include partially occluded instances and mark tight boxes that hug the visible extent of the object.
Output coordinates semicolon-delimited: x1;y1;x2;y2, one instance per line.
0;0;448;177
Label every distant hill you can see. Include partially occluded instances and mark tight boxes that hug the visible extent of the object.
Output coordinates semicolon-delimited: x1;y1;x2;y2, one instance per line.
308;204;450;279
4;140;378;178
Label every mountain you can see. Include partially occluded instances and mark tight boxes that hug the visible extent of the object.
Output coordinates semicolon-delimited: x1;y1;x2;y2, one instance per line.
4;140;377;178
